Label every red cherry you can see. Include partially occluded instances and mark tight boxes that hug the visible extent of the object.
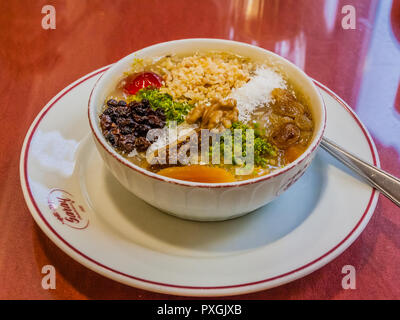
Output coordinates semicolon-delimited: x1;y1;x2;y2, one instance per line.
123;72;163;95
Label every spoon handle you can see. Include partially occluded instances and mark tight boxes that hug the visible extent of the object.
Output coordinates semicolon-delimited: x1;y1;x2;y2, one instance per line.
320;137;400;208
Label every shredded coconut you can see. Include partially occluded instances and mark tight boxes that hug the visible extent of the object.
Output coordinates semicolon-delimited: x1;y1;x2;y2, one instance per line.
230;67;287;122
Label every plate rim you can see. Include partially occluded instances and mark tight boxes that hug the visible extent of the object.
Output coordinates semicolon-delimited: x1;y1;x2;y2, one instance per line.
19;66;380;296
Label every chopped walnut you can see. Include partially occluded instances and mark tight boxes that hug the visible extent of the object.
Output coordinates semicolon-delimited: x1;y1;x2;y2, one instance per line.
186;98;239;130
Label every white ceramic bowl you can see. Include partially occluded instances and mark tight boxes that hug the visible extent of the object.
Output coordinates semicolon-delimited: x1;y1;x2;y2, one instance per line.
88;39;326;221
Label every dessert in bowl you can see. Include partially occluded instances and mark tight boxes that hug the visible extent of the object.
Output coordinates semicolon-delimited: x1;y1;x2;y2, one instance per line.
88;39;326;221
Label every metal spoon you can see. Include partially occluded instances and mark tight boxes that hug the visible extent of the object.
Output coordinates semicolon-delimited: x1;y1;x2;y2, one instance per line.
320;137;400;208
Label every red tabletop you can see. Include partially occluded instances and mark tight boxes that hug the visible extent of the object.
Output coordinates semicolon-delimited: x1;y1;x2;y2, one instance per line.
0;0;399;300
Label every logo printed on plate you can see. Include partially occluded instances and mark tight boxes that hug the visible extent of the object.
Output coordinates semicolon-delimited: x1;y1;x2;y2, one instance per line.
47;189;89;229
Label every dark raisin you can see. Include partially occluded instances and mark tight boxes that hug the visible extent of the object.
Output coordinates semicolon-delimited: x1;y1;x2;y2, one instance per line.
104;109;120;123
136;124;151;136
117;118;134;127
103;107;114;116
121;126;133;135
114;106;131;118
134;137;151;152
137;116;149;124
105;132;117;146
135;106;148;116
146;108;156;116
155;108;166;121
100;114;113;130
107;99;118;107
125;134;136;143
131;114;142;123
118;134;136;152
147;115;163;128
128;101;140;108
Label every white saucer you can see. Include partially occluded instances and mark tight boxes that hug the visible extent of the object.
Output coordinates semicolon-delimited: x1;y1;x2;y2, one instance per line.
20;66;380;297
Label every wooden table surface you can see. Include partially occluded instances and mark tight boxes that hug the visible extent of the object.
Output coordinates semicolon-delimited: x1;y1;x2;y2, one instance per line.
0;0;399;300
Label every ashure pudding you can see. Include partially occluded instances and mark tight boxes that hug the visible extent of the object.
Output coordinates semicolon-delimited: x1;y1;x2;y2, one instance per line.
89;39;325;220
99;51;314;183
